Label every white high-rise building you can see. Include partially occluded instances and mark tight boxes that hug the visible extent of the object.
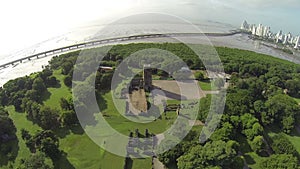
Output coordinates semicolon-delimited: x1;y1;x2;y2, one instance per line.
283;34;288;44
275;30;283;43
256;24;264;37
295;36;300;49
287;32;293;44
252;26;256;35
263;26;270;37
290;37;295;44
240;20;298;48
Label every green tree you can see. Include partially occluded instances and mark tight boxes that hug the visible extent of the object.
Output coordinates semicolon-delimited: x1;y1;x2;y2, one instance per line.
60;97;74;111
286;79;300;97
39;106;60;130
21;129;31;141
195;71;205;81
32;77;46;93
17;152;53;169
210;122;234;141
264;94;300;132
63;75;72;88
26;101;41;121
0;107;16;137
61;110;78;127
60;98;69;110
282;116;295;134
40;137;60;160
25;90;40;102
159;143;185;167
267;76;284;88
240;113;263;140
61;61;73;75
177;140;238;169
250;136;266;153
259;154;299;169
225;89;253;116
0;107;17;161
271;133;298;156
24;130;61;160
177;145;207;169
45;76;58;87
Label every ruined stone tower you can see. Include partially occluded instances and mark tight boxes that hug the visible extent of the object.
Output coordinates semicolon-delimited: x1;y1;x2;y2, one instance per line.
143;64;152;92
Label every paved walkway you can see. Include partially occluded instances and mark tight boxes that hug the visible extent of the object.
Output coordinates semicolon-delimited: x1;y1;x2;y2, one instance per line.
152;80;204;100
153;157;165;169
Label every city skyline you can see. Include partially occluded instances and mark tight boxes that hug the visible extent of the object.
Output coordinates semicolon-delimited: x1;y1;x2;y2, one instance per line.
241;20;300;49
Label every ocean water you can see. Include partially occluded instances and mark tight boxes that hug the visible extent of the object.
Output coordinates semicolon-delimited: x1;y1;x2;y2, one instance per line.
0;19;299;86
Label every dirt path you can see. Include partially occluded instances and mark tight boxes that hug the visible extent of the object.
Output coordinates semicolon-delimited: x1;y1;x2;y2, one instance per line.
188;120;204;126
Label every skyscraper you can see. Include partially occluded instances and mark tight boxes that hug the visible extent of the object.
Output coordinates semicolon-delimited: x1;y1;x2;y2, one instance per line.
263;26;270;38
295;36;300;49
283;34;288;44
276;30;283;43
252;26;256;35
256;24;263;37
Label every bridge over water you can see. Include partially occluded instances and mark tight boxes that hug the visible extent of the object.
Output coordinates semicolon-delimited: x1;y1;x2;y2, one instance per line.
0;30;241;69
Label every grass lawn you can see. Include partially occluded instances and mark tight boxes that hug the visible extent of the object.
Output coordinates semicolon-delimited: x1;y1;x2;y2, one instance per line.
285;133;300;153
99;152;125;169
94;92;198;169
292;97;300;104
3;67;204;169
99;92;179;136
5;106;47;168
266;127;300;154
198;81;213;91
44;69;71;110
166;100;181;105
245;152;265;169
59;131;105;169
38;70;128;169
96;92;200;169
131;158;152;169
239;128;300;169
235;133;264;168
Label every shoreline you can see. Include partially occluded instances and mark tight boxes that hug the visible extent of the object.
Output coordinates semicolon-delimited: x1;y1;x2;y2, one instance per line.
1;32;300;87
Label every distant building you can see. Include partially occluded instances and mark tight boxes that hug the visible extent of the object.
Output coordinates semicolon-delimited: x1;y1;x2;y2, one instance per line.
287;32;293;44
295;36;300;49
143;64;152;92
283;34;288;44
256;24;264;37
252;26;256;35
240;20;299;50
263;26;270;37
275;30;283;43
241;20;250;31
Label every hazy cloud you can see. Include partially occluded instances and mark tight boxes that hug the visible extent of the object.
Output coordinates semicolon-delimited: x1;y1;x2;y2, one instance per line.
213;0;300;9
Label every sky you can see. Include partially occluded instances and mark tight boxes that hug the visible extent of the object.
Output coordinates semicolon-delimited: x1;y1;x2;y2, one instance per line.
0;0;299;57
